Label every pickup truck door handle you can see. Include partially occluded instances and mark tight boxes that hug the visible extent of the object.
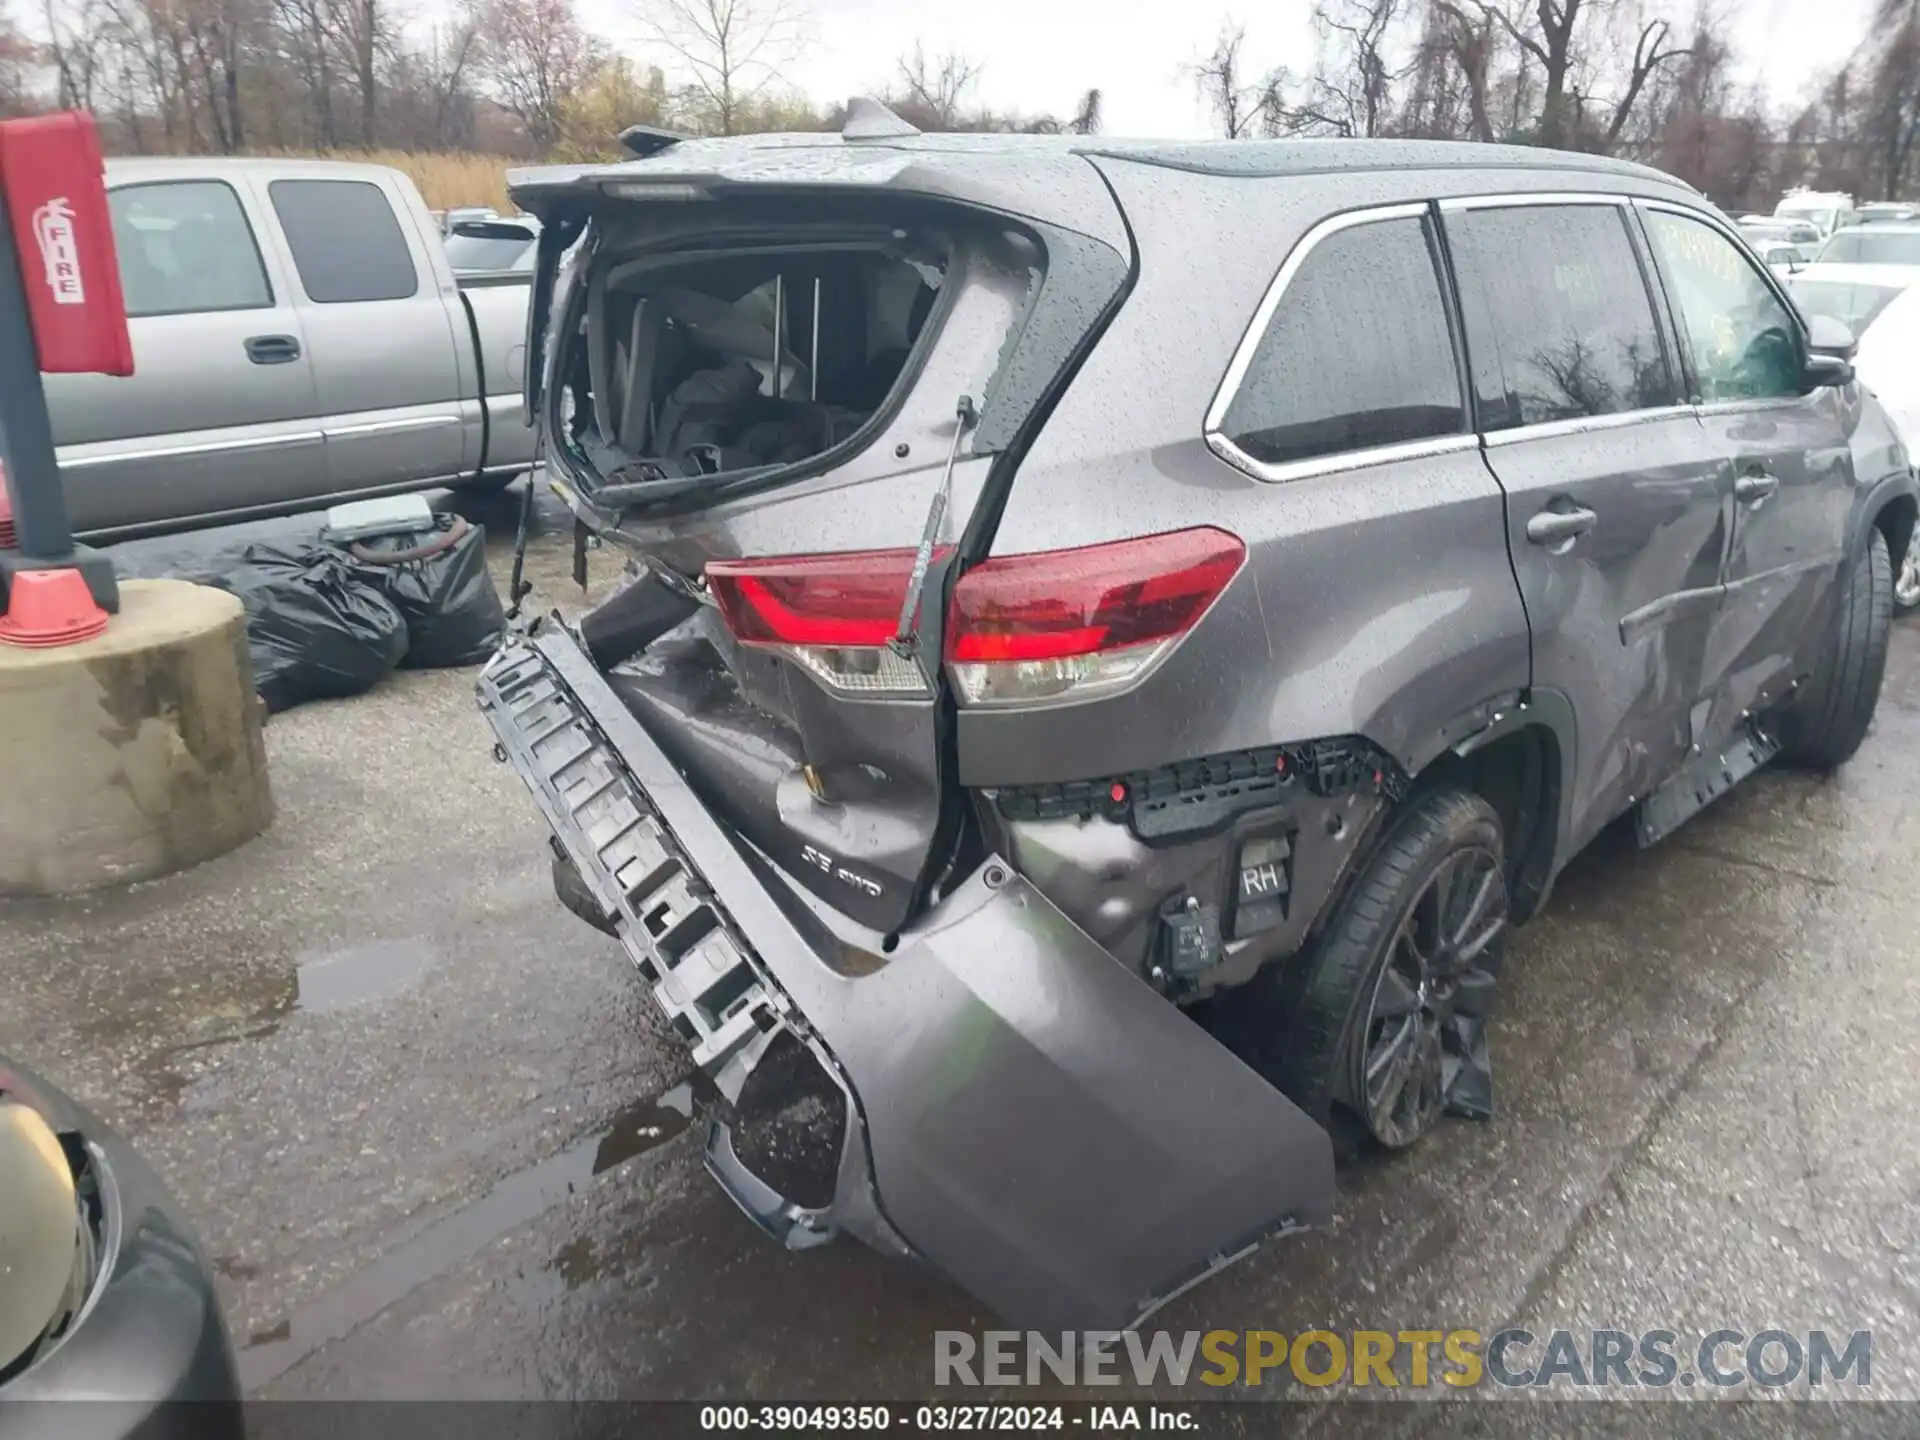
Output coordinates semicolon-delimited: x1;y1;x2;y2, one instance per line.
1526;505;1598;547
1734;470;1780;504
244;334;301;365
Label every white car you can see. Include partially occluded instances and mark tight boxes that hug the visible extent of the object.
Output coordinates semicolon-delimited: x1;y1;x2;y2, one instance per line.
1760;241;1815;277
1789;263;1920;337
1813;221;1920;267
1844;282;1920;609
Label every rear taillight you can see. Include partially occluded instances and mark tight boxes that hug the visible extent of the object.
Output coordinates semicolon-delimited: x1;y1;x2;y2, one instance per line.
945;527;1246;706
705;526;1244;705
706;548;948;696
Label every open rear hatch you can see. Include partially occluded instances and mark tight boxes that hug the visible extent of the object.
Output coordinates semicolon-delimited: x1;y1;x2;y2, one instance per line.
490;129;1336;1329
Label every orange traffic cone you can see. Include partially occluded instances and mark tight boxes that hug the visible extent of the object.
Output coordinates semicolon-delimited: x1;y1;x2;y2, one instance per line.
0;567;109;647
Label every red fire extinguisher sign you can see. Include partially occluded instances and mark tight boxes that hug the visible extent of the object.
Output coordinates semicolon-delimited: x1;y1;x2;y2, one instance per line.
0;111;133;377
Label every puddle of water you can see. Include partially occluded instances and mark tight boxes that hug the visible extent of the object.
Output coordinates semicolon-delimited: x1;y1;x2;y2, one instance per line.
591;1082;696;1176
294;939;436;1013
237;1077;708;1393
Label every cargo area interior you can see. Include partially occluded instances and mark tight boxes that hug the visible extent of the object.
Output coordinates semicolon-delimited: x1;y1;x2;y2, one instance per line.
563;236;948;486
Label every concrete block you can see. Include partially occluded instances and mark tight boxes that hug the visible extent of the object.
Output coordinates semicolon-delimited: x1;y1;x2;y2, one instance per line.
0;579;273;896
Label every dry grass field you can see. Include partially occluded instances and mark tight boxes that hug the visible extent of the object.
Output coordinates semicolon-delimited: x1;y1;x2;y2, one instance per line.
259;149;522;212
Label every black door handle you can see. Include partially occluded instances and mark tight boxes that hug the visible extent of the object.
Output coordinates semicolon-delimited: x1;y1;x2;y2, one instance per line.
1734;470;1779;504
244;334;301;365
1526;506;1598;547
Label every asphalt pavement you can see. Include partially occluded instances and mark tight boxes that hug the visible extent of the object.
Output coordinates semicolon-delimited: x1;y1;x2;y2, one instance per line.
4;482;1918;1425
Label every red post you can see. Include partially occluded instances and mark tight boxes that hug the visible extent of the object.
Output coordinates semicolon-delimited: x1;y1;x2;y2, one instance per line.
0;110;131;645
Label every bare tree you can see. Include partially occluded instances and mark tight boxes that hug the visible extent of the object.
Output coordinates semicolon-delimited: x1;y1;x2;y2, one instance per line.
1191;24;1284;138
1069;86;1102;135
478;0;599;152
0;9;38;114
894;42;979;129
1270;0;1405;137
1595;16;1689;150
639;0;805;136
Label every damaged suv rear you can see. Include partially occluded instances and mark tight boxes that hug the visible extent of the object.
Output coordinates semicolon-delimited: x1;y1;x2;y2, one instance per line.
483;110;1914;1329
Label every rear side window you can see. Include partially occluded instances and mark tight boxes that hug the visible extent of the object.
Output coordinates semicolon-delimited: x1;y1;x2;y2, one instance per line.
1218;214;1465;470
269;179;419;303
1446;204;1677;430
109;181;272;317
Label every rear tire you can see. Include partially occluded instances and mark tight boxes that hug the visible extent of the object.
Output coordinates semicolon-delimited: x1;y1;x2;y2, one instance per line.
1261;788;1510;1150
1777;528;1891;770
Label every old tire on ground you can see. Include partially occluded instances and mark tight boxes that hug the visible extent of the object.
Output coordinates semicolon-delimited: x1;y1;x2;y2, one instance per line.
1267;788;1510;1151
1777;527;1892;771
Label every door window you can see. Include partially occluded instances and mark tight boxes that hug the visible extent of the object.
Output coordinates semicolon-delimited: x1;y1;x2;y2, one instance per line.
108;181;273;317
269;179;420;304
1643;209;1803;403
1217;213;1466;470
1446;203;1678;430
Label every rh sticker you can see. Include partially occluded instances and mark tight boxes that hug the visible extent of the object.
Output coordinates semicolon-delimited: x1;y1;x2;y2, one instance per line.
32;197;85;305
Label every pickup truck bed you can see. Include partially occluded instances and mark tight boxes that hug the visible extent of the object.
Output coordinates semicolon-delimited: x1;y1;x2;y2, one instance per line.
45;157;535;540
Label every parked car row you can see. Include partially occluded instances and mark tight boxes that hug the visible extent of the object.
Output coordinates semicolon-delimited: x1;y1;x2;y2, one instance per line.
52;158;538;541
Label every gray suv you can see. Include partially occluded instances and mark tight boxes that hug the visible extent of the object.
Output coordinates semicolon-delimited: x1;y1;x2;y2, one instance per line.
482;116;1918;1331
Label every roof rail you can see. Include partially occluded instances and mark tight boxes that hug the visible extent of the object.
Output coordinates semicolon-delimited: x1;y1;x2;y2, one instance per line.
619;124;690;159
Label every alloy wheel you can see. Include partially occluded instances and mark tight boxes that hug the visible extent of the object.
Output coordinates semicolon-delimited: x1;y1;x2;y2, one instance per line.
1896;548;1920;611
1350;846;1509;1149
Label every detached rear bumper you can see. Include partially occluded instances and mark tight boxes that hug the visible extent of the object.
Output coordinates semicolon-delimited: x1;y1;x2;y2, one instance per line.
479;626;1335;1331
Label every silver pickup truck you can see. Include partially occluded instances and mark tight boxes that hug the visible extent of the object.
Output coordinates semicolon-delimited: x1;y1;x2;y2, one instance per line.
47;157;535;539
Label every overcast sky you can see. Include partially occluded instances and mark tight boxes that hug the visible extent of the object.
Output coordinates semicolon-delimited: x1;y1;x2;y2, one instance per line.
576;0;1876;138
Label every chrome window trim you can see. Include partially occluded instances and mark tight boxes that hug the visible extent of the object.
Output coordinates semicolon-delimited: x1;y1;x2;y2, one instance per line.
1203;201;1468;484
1206;430;1480;485
1438;191;1633;212
1481;405;1697;448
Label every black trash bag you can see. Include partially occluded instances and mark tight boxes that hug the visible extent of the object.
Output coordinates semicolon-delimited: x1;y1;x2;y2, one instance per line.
346;514;505;669
214;544;408;713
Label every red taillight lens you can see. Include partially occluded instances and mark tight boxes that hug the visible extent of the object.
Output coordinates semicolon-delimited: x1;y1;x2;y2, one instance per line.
708;548;944;648
946;527;1246;663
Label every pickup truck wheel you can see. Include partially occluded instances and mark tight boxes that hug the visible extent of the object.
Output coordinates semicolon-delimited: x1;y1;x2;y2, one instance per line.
1271;789;1509;1150
1777;527;1891;770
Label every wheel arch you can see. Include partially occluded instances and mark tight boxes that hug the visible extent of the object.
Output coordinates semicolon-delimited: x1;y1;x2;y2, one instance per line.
1855;470;1918;573
1404;694;1575;925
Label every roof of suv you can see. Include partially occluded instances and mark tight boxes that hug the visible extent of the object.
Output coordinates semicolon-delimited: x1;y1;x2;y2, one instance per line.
512;131;1694;202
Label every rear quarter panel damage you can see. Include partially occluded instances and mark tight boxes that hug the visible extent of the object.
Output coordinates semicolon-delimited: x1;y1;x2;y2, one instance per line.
964;161;1533;970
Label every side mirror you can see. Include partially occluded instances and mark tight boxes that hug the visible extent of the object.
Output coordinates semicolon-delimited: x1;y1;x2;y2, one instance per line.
1804;313;1857;389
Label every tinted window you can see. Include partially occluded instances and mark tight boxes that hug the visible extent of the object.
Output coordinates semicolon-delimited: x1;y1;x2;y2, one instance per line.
1816;229;1920;265
109;181;272;317
1789;278;1906;336
1645;210;1802;402
1448;204;1677;430
269;179;419;303
1219;215;1465;468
